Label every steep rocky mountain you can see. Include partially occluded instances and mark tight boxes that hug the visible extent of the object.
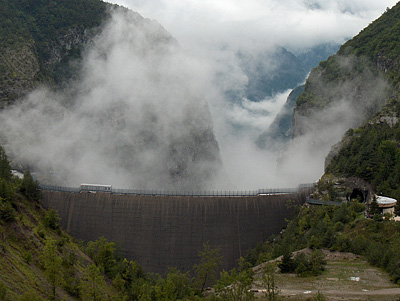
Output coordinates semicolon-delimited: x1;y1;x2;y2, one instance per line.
293;2;400;200
256;85;304;150
236;47;308;103
0;0;221;190
227;43;339;105
230;43;339;150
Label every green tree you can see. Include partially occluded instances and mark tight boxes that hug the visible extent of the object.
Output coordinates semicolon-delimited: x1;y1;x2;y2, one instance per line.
368;197;380;216
80;264;107;301
215;263;254;301
0;200;16;222
20;170;41;201
193;242;222;293
115;259;148;299
309;249;326;275
278;251;296;273
44;209;60;230
86;237;116;277
153;267;194;300
42;238;63;300
0;146;11;181
294;253;310;277
0;177;15;202
261;263;279;301
0;281;7;300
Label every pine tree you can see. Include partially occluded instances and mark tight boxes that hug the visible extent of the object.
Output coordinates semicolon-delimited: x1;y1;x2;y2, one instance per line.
0;146;11;181
42;238;63;300
193;242;222;293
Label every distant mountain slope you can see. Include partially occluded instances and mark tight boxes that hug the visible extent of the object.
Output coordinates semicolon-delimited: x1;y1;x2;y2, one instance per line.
236;47;308;103
292;2;400;201
256;85;304;150
294;3;400;131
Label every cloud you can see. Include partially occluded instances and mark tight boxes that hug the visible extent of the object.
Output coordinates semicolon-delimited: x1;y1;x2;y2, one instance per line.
112;0;397;52
2;2;395;191
0;8;222;190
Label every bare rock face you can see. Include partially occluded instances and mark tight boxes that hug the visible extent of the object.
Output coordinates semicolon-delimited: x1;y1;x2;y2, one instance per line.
313;174;374;203
0;41;40;106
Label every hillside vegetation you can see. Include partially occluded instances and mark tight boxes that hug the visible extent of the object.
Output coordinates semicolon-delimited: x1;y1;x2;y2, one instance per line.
322;2;400;204
0;0;109;104
296;3;400;112
292;2;400;205
246;201;400;285
0;146;121;300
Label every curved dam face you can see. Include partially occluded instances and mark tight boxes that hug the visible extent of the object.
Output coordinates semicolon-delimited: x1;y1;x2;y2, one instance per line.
40;191;306;274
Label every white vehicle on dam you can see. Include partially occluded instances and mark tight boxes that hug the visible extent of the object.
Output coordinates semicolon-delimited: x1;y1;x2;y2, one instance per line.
80;183;112;193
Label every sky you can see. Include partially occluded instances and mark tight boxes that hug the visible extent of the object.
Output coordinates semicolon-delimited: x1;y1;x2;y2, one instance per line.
110;0;398;53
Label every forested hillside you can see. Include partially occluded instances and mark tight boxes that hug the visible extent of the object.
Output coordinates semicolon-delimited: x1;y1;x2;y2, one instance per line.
0;0;109;104
323;2;400;203
295;2;400;116
292;1;400;203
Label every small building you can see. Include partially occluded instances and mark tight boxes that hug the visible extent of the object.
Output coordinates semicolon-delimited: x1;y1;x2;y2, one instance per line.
375;195;397;215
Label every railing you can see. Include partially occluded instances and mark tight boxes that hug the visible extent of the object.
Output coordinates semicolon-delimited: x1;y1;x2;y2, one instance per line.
306;198;342;206
39;183;315;197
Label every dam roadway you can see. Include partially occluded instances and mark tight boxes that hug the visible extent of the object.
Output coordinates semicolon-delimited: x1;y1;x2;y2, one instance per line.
40;188;311;274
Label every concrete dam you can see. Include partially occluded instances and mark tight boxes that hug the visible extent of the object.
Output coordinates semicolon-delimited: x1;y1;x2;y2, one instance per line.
40;188;310;274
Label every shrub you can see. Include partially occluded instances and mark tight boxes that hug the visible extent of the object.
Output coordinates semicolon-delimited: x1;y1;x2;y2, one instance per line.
0;281;7;300
0;201;16;222
43;209;60;230
20;171;41;201
23;251;33;264
278;252;296;273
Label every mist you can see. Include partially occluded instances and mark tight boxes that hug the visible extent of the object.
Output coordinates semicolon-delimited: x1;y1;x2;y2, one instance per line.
0;8;222;190
0;2;396;190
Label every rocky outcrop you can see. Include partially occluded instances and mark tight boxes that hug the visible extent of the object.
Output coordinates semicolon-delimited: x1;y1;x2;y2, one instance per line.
0;41;40;106
313;174;374;203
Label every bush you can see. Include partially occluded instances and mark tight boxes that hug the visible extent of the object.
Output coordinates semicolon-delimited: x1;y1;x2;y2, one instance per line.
44;209;60;230
20;171;41;201
0;281;7;300
0;201;16;222
278;252;296;273
23;251;33;264
0;146;11;181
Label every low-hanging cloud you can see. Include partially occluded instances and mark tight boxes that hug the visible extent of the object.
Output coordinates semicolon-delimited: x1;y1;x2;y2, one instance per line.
1;3;396;191
0;8;222;190
277;55;393;185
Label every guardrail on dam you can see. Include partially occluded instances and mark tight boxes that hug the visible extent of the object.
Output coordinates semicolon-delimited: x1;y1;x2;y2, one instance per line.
40;185;313;274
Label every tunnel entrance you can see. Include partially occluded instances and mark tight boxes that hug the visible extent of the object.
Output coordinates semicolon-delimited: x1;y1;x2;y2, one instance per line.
348;189;366;203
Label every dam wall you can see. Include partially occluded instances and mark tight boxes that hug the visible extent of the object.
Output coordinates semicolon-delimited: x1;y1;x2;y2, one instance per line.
40;191;306;274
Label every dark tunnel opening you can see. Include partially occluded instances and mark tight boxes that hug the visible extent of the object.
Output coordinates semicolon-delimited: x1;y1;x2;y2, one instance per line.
348;189;365;203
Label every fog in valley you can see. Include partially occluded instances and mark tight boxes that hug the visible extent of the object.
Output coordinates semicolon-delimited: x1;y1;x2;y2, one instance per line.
0;1;397;190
